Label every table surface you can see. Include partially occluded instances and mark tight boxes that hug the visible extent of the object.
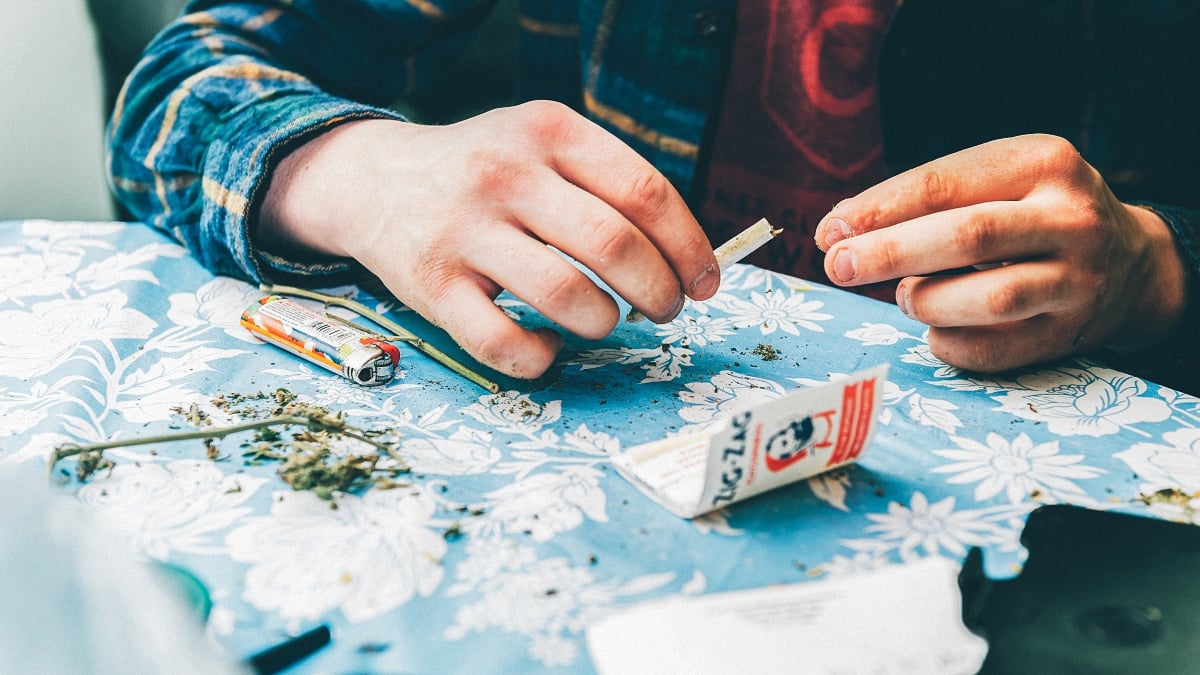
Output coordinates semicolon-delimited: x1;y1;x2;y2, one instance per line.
3;219;1199;673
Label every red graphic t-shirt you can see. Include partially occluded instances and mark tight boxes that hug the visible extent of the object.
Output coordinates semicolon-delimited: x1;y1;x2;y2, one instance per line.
698;0;897;301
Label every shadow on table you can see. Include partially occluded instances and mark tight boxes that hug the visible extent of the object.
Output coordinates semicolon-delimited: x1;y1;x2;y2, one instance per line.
961;504;1200;674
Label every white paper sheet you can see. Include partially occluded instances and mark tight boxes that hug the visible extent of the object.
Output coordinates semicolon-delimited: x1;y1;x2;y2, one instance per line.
586;556;989;675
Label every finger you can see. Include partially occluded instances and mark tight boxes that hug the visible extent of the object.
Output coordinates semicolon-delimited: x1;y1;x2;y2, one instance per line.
420;275;565;379
460;221;623;339
499;163;689;322
824;200;1065;285
541;105;720;300
898;260;1077;327
927;313;1081;374
816;134;1085;249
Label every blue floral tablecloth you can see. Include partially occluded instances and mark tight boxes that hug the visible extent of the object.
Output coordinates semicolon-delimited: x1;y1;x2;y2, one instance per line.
2;219;1199;673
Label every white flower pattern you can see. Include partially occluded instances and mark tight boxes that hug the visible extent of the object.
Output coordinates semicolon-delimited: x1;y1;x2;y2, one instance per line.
167;276;263;341
0;290;157;378
4;221;1197;673
226;487;448;624
77;460;267;560
444;537;674;667
0;253;76;303
677;370;788;430
843;492;1026;562
1115;428;1200;522
991;366;1173;436
932;432;1104;504
716;289;833;335
844;321;916;346
401;431;501;475
472;465;609;542
462;390;562;435
655;313;735;348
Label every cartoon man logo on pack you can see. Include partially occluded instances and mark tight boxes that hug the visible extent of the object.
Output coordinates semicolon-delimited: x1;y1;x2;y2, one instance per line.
763;410;835;472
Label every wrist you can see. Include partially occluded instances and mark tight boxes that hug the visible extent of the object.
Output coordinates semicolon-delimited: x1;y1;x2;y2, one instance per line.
1094;201;1199;394
257;119;396;261
1104;203;1188;352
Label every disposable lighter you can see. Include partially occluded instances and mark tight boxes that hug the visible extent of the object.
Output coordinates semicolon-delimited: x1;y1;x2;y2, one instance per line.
241;295;400;386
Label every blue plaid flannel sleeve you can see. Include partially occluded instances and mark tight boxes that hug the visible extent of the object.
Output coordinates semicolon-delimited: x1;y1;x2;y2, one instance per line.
106;0;494;283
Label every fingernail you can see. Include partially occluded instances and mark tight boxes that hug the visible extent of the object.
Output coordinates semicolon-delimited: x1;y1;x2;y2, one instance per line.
896;284;911;316
820;217;851;249
665;292;686;320
647;293;685;323
832;248;856;283
688;264;719;298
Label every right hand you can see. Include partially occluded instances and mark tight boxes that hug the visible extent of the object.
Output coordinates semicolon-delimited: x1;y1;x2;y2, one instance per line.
258;101;720;379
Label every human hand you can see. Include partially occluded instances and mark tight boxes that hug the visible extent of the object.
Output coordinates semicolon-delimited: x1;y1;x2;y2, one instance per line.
814;134;1188;373
258;101;720;379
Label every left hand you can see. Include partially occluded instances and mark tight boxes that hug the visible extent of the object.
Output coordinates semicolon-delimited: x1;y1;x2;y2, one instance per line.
814;134;1187;373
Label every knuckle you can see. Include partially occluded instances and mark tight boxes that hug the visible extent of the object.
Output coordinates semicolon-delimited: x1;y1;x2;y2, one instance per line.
982;281;1027;319
1028;134;1083;175
519;98;574;122
526;264;619;339
530;265;584;312
620;166;674;215
586;216;638;265
463;149;524;195
950;213;1001;257
1067;198;1107;235
1025;135;1111;206
918;166;955;209
514;100;578;142
832;197;882;233
874;238;905;277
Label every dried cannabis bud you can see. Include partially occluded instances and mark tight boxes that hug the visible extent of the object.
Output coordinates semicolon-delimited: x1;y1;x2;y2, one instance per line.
50;389;407;500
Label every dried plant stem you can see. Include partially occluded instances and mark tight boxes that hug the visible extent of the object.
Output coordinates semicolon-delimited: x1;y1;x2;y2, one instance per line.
48;413;390;477
260;284;500;394
627;218;782;322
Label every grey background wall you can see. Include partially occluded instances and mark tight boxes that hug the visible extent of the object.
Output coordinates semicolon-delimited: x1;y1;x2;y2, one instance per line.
0;0;186;222
1;0;113;221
